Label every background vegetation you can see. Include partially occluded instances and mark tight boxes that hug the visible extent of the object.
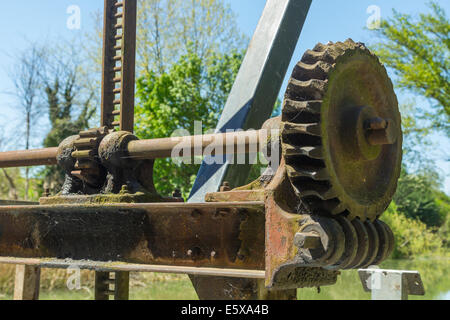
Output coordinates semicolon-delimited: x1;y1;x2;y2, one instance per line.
0;0;449;299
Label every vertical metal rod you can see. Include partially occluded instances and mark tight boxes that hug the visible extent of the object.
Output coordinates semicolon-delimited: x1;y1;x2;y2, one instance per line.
120;0;137;133
13;265;41;300
114;271;130;300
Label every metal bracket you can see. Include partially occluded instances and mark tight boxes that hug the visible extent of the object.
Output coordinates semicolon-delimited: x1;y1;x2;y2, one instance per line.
358;268;425;300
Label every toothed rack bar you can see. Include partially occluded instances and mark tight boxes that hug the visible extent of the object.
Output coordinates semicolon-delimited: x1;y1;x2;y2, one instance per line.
100;0;136;132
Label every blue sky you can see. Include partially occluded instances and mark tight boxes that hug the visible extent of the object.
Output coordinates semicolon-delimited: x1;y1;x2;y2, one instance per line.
0;0;449;194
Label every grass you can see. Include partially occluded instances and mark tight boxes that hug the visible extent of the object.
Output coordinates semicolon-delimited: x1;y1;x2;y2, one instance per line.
0;258;448;300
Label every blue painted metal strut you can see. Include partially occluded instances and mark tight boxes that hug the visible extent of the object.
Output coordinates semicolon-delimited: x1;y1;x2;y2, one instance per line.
189;0;312;202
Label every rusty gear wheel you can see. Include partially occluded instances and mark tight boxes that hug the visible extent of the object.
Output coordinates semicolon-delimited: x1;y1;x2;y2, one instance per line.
281;39;402;221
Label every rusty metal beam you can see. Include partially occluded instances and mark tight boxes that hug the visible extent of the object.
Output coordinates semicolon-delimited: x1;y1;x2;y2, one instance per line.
0;202;265;270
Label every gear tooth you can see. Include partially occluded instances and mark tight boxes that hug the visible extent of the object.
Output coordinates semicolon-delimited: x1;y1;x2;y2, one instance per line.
313;42;327;52
292;61;332;81
283;100;322;116
330;217;358;269
334;41;347;51
286;79;327;101
283;146;323;159
372;220;390;265
286;165;329;181
358;221;380;268
283;122;321;136
302;49;335;64
345;38;356;45
328;202;347;215
381;220;395;258
345;219;370;269
301;187;337;201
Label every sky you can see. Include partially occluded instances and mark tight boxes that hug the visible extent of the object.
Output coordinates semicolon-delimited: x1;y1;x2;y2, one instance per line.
0;0;449;194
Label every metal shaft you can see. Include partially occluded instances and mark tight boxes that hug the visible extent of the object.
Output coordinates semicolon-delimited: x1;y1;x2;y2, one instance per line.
127;131;262;160
0;131;264;168
0;148;58;168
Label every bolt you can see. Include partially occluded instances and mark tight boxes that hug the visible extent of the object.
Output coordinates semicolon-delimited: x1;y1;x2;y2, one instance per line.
120;185;129;194
191;209;202;219
237;248;248;261
220;181;231;192
365;117;398;146
43;188;50;198
173;189;182;198
294;232;322;249
187;247;202;260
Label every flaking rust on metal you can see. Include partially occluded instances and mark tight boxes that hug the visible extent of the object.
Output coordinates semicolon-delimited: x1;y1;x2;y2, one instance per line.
270;261;339;290
263;159;339;289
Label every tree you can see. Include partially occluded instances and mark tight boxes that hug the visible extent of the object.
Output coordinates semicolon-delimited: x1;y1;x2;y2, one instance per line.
39;45;96;193
135;49;243;196
371;1;449;136
393;168;445;228
136;0;245;75
85;0;246;81
8;44;46;199
382;202;444;259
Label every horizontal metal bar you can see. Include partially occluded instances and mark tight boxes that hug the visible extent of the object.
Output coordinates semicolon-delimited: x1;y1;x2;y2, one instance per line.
127;130;262;160
0;257;265;279
0;200;39;206
0;148;58;168
0;130;264;168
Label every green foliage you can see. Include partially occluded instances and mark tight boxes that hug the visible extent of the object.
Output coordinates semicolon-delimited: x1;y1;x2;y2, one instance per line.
371;1;450;136
0;168;40;201
381;203;445;259
373;2;450;243
436;192;450;248
394;168;446;228
135;49;243;197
